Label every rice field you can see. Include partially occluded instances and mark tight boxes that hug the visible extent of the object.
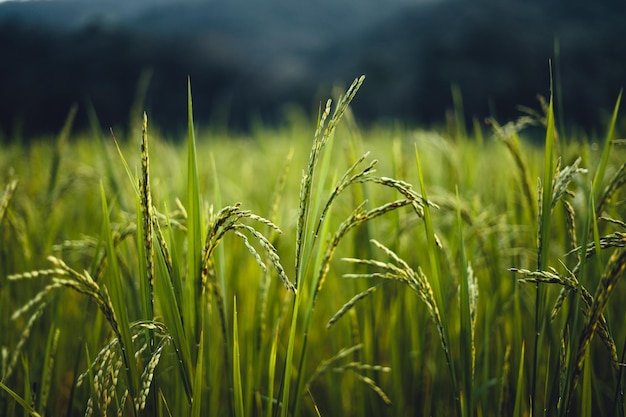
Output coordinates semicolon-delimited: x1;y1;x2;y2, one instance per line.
1;77;625;417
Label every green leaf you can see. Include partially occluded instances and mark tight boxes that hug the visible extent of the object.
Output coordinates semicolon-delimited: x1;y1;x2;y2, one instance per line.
100;182;139;412
0;380;42;417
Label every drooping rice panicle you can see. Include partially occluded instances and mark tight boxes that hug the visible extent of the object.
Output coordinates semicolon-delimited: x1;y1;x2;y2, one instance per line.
314;153;377;237
572;249;626;391
551;157;587;209
565;232;626;266
304;344;363;390
349;371;392;406
234;223;294;293
0;177;18;226
601;216;626;229
3;301;47;381
563;199;578;252
332;362;391;373
340;238;447;375
136;338;168;411
326;285;379;329
315;199;414;299
488;116;538;222
596;162;626;216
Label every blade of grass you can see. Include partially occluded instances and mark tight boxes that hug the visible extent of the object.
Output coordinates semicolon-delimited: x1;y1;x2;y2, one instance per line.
185;78;203;349
190;328;205;417
153;224;193;402
456;187;474;417
513;343;526;417
0;381;41;417
533;91;555;415
266;325;280;417
233;296;245;417
415;143;460;415
100;182;139;413
581;349;592;417
592;91;622;201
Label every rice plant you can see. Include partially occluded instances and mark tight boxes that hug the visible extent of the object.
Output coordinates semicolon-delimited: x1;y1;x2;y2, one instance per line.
0;78;625;417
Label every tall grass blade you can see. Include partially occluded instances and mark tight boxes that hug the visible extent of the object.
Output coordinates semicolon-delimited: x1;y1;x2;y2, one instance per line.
513;343;526;417
266;325;280;417
581;349;592;417
99;182;139;413
533;92;555;415
233;297;245;417
153;226;193;401
190;329;205;417
456;187;474;417
592;91;622;201
414;143;460;414
185;78;203;347
0;381;42;417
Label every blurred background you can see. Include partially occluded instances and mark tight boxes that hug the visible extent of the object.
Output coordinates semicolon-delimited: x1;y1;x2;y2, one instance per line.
0;0;625;138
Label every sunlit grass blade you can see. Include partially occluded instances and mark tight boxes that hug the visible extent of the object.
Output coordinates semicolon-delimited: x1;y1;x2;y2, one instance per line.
414;142;459;415
456;187;474;417
153;227;193;402
533;92;555;415
592;90;622;201
185;78;203;347
266;325;280;417
233;297;245;417
190;328;204;417
99;182;139;413
513;343;526;417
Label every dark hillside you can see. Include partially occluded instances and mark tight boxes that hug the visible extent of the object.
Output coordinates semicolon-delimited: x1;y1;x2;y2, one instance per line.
0;0;624;137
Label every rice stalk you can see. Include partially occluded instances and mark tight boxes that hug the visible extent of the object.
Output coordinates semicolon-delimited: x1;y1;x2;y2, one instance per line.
286;76;366;417
139;112;155;320
487;116;538;222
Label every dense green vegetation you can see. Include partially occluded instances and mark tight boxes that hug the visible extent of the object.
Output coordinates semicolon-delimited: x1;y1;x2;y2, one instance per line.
1;78;625;416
